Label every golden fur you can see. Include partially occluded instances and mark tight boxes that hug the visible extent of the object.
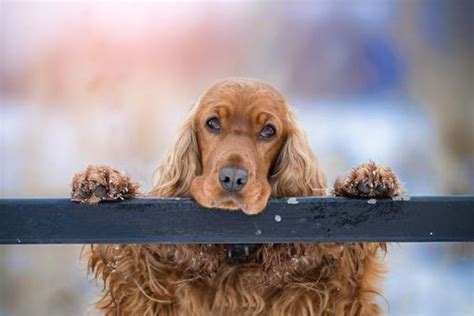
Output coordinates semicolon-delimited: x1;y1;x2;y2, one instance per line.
73;78;403;315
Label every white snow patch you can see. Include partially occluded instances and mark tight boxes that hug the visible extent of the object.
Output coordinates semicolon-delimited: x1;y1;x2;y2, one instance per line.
367;198;377;204
287;197;299;204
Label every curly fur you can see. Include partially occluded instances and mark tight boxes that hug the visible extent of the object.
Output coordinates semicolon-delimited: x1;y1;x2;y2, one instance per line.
270;107;326;197
150;105;201;197
80;79;402;315
86;242;387;315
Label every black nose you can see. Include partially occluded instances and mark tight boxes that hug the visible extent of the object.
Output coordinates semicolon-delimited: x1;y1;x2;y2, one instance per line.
219;167;248;192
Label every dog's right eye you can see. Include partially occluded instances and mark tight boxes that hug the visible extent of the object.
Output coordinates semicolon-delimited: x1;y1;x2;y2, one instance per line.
206;117;221;132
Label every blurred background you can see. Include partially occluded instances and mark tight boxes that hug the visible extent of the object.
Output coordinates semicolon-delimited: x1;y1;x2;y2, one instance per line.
1;0;473;315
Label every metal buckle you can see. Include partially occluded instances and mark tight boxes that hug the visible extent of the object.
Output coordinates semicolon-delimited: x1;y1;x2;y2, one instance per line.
225;244;261;264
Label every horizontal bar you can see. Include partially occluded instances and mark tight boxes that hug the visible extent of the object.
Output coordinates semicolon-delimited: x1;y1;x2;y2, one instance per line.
0;196;473;244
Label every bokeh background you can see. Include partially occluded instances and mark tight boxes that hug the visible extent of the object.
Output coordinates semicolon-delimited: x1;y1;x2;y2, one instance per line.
1;0;473;315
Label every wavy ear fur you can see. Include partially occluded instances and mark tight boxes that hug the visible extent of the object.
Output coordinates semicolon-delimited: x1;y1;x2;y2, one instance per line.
151;107;201;197
270;108;327;197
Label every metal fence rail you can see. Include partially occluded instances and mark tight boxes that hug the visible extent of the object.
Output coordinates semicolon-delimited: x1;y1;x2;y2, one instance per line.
1;196;473;244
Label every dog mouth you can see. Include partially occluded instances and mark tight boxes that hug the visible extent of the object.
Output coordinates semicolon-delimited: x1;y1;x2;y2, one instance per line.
212;193;244;210
212;195;265;216
190;174;270;215
210;193;256;214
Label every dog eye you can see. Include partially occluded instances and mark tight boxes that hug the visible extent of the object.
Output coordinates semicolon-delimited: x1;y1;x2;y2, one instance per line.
259;124;276;140
206;117;221;132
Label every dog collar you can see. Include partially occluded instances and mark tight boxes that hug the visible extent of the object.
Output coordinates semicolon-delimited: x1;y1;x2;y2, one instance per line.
225;244;261;264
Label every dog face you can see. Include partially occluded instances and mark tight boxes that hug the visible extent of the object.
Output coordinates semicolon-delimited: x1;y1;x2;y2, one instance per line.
153;79;326;214
189;80;289;214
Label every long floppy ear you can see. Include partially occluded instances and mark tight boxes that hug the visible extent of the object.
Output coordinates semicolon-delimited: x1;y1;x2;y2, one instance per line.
270;108;327;197
150;108;201;197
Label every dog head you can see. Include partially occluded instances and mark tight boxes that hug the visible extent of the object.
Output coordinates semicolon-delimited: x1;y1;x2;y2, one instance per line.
153;79;326;214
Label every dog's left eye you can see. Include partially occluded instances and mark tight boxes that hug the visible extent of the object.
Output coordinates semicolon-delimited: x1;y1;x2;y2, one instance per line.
259;124;276;140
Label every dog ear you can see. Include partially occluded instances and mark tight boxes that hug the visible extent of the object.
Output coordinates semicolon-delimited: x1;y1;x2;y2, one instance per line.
270;108;327;197
151;108;201;197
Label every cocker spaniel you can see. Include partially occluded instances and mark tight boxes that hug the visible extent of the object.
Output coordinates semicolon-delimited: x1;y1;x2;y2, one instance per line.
71;78;403;315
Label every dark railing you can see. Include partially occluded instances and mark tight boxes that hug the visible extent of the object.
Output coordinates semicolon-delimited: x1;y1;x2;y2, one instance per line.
1;196;473;244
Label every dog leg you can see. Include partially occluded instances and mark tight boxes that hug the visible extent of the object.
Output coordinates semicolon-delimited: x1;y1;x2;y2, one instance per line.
333;164;398;315
333;161;404;198
71;165;139;204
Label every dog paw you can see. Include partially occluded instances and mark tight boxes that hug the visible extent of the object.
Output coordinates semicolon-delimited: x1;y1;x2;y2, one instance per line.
71;165;139;204
333;161;404;198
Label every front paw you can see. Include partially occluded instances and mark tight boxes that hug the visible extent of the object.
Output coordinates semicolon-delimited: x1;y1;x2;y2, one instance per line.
71;165;139;204
333;161;404;198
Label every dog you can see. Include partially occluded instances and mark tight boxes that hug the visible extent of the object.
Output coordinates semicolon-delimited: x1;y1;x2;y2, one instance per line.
72;78;403;315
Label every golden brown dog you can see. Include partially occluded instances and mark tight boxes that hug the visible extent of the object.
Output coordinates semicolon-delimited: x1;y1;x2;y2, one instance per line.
72;78;403;315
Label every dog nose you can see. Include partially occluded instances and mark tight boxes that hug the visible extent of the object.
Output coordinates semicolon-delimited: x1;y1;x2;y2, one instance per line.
219;167;248;192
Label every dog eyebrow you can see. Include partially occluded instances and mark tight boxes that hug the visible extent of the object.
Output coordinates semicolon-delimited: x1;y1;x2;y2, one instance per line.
201;103;232;117
245;108;281;128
